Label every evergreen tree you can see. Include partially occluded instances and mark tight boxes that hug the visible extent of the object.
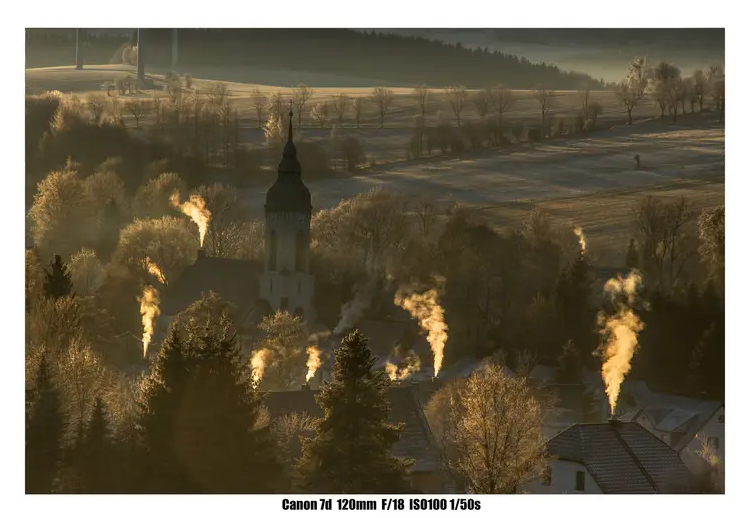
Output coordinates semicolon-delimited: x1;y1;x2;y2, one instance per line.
76;397;113;493
137;317;282;493
26;353;65;493
554;256;595;360
296;329;413;493
555;340;582;384
43;254;73;299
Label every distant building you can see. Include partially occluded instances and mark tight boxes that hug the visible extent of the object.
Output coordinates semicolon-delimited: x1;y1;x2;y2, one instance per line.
522;420;695;494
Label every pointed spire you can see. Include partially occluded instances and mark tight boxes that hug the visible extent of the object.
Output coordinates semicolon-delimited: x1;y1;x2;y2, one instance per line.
288;99;294;144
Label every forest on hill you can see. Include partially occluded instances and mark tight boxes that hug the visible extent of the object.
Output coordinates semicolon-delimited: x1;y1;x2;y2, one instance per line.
26;28;610;90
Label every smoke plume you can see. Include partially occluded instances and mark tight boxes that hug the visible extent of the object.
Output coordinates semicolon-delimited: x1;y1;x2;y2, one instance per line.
385;349;422;381
170;191;211;247
332;280;377;335
144;256;166;285
394;285;448;377
251;349;269;387
598;271;644;415
305;345;321;383
573;226;586;256
138;285;160;358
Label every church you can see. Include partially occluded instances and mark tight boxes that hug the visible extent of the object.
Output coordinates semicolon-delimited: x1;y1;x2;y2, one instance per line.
160;109;316;331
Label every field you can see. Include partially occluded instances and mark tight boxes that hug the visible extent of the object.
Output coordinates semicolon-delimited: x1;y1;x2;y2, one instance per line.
26;65;726;267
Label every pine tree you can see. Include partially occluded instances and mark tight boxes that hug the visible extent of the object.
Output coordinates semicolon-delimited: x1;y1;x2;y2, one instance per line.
555;340;582;384
26;353;65;493
296;329;413;493
554;256;594;359
76;397;113;493
137;318;282;493
43;254;73;299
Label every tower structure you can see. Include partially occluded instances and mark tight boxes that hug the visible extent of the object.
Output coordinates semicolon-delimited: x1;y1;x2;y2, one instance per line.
259;108;315;322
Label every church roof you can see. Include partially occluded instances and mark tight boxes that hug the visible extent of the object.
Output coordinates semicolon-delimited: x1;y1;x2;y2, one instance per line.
265;109;312;215
161;255;263;316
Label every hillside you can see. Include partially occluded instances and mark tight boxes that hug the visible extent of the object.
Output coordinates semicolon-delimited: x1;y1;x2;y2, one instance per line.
26;28;608;90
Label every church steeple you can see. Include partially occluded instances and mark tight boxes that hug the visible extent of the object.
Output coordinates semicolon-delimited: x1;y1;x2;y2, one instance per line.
264;103;311;214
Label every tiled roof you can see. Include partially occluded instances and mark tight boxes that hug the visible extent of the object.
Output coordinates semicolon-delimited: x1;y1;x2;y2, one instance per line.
263;385;443;474
547;421;693;493
161;256;263;316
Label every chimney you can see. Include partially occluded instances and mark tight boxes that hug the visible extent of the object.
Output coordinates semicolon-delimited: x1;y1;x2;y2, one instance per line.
301;383;311;391
196;248;206;262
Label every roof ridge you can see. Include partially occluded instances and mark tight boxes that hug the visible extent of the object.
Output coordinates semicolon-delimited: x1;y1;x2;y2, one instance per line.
611;423;659;493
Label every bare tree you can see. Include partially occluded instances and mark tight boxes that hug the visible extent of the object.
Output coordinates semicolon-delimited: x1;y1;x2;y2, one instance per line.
125;100;152;127
332;93;350;127
197;183;248;259
414;84;430;118
293;83;314;128
473;90;490;118
633;196;698;289
424;364;548;493
86;94;107;122
489;84;515;126
446;85;468;126
533;87;554;125
698;204;725;285
311;102;330;128
353;97;365;129
414;196;439;237
614;55;651;125
57;335;108;439
251;87;267;128
371;86;394;128
706;64;725;121
691;70;708;112
268;89;285;121
578;83;591;121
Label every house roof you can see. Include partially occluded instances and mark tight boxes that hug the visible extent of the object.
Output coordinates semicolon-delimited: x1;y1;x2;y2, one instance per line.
161;255;263;316
263;385;443;473
547;421;694;493
627;399;723;451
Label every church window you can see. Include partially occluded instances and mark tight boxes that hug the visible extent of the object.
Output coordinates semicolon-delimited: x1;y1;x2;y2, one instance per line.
269;230;277;271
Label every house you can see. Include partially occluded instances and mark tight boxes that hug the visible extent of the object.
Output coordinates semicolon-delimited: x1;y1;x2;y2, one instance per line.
522;420;695;494
262;384;450;493
619;397;724;476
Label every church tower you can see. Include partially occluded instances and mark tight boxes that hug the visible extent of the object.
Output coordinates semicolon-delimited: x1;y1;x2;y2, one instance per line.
259;108;315;322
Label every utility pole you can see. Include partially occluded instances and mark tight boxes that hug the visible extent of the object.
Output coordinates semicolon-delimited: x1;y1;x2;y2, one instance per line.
171;29;178;68
136;28;145;85
75;29;84;70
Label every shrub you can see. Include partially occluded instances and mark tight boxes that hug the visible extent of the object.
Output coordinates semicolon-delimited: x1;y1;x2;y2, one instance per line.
551;117;565;138
341;136;366;172
26;92;62;164
461;121;483;150
527;127;543;142
449;136;465;156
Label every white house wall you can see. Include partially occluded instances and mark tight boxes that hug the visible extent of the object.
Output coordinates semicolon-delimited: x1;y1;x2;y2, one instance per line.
521;460;602;494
